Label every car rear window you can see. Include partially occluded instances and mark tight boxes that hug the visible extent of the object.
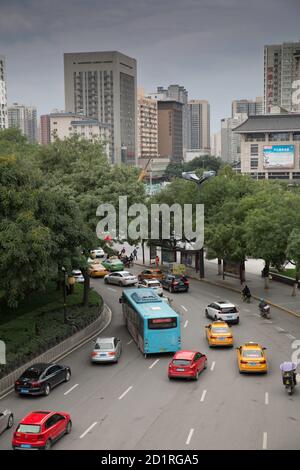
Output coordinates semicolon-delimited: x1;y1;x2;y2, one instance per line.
221;307;237;313
173;359;191;366
95;342;113;350
243;350;263;358
18;424;41;433
20;369;40;379
212;327;229;334
149;281;160;287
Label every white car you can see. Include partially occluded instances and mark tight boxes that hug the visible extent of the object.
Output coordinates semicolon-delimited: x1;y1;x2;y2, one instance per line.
72;269;85;283
138;279;163;296
104;271;137;287
90;247;105;258
0;409;13;435
205;301;239;324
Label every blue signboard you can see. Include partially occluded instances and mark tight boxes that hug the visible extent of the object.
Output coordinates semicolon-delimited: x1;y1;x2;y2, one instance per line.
263;145;294;168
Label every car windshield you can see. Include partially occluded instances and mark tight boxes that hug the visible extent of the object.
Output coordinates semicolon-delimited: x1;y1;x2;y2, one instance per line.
173;359;191;366
95;342;114;350
149;281;160;287
20;369;40;379
243;350;263;358
221;307;237;313
212;327;229;334
18;424;41;434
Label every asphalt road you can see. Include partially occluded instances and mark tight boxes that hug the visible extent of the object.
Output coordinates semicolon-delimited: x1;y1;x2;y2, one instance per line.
1;269;300;450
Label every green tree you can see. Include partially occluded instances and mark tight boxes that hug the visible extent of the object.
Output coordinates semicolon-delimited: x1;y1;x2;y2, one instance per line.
286;229;300;296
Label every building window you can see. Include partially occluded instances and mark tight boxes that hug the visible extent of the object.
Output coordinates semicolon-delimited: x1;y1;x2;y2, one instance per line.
269;132;290;141
250;158;259;169
250;144;259;156
245;133;265;142
268;172;290;179
293;133;300;141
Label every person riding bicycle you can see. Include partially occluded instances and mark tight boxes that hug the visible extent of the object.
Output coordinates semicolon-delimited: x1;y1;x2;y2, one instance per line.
242;284;251;300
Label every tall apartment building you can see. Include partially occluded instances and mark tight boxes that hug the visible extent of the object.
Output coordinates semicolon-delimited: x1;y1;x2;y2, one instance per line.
264;40;300;113
232;97;263;117
149;85;188;154
187;100;210;153
0;55;8;129
8;103;37;143
157;101;183;163
137;89;158;161
64;51;137;165
211;131;221;158
221;113;248;164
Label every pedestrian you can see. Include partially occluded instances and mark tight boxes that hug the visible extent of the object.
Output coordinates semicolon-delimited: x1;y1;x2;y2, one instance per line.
155;255;160;268
132;247;138;260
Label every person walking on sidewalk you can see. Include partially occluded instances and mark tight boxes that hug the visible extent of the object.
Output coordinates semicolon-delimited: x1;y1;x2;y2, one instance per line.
155;255;160;268
132;247;138;261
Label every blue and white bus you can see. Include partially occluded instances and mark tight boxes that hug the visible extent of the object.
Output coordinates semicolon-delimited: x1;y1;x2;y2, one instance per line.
120;288;181;356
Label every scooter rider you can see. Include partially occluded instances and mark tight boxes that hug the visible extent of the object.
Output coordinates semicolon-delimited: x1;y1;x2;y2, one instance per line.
259;298;268;311
242;284;251;300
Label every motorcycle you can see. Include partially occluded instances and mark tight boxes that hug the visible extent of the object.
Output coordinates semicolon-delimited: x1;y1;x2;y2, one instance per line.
280;362;297;395
259;304;271;319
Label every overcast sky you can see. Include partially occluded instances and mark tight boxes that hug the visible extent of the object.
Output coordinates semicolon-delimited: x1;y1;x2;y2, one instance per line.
1;0;300;133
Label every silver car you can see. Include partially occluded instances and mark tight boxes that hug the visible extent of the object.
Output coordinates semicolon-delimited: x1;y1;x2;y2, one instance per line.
104;271;137;286
138;279;163;296
90;337;122;363
0;409;14;435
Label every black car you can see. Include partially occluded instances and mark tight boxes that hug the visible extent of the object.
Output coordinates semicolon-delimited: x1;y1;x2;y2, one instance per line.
161;274;189;293
15;362;71;397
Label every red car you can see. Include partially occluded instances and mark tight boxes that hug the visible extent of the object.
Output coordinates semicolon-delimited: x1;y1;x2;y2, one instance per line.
12;410;72;450
168;350;207;380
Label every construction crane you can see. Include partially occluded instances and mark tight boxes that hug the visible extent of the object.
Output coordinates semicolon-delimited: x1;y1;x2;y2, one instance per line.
138;157;152;182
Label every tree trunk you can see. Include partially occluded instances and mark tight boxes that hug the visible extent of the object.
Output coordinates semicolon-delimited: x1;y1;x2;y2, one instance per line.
217;258;222;276
81;267;90;306
264;261;270;290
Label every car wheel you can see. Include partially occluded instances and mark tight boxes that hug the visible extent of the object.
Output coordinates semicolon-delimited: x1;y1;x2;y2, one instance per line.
204;360;207;369
65;370;71;382
65;420;72;434
169;286;172;293
44;383;51;396
44;439;52;450
205;309;209;318
194;370;200;380
7;414;14;429
119;281;123;287
236;318;240;324
104;278;108;284
214;315;218;321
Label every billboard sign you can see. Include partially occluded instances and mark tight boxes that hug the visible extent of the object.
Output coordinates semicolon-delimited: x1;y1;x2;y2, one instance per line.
263;145;294;169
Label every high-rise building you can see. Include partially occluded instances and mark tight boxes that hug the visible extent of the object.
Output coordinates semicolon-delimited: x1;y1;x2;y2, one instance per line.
40;114;51;145
232;97;263;117
221;113;248;164
64;51;137;165
157;101;183;163
137;89;158;161
8;103;37;143
211;131;221;158
149;85;188;154
187;100;210;153
0;55;8;129
264;40;300;113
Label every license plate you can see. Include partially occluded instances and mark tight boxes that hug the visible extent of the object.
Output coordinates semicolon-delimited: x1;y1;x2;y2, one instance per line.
249;362;257;366
100;353;107;357
21;444;31;448
176;368;184;371
226;316;233;319
21;389;29;393
218;337;226;340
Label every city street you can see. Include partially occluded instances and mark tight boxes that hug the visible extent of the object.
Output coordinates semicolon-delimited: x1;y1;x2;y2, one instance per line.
1;268;300;450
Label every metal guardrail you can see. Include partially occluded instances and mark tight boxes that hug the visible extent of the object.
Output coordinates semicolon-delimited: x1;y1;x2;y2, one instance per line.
0;304;110;396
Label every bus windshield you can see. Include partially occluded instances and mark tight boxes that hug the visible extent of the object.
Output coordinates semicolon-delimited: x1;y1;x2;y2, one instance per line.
148;317;177;329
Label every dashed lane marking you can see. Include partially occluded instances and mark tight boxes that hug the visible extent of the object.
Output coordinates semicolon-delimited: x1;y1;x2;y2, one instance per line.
80;422;98;439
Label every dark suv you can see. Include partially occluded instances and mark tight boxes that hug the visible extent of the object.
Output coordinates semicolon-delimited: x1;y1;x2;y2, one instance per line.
15;362;71;396
161;274;189;293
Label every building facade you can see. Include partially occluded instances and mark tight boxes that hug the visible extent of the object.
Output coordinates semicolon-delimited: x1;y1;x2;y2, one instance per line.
264;41;300;113
211;131;221;158
157;100;183;163
234;114;300;180
221;113;248;164
64;51;137;165
137;89;158;161
40;114;51;145
187;100;210;153
0;55;8;129
8;103;37;143
232;97;263;117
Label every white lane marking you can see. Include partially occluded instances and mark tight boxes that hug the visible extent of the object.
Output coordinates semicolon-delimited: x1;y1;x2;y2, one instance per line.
127;340;133;345
64;384;79;396
210;361;216;371
286;333;296;340
181;305;188;312
275;326;285;332
200;390;207;402
80;422;98;439
186;428;194;445
118;386;133;400
265;392;269;405
262;432;268;450
107;287;117;292
184;320;188;328
149;359;160;369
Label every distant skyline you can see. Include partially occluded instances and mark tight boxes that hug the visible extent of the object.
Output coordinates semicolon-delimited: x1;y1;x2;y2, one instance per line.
1;0;300;133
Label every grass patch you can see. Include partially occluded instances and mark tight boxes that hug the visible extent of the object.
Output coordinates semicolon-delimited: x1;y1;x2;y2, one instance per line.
271;268;296;279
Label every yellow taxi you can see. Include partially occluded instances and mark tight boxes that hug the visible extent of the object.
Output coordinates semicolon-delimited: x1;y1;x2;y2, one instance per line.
205;321;233;347
236;342;268;374
88;263;108;278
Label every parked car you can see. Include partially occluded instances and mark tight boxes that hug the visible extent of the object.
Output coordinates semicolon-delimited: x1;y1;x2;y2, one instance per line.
102;258;124;272
71;269;84;283
104;271;137;286
205;301;239;324
138;279;163;296
161;274;189;293
90;337;122;363
90;247;105;258
88;264;108;278
138;268;164;281
168;350;207;380
15;363;71;396
0;409;14;435
12;410;72;450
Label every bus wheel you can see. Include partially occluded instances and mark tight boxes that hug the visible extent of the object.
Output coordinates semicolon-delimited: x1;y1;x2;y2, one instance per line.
144;353;147;358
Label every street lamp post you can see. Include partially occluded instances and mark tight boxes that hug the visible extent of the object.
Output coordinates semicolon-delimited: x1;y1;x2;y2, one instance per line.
61;266;68;324
181;170;216;279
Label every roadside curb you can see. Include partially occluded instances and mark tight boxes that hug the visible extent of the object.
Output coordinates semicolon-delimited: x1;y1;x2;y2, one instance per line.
0;303;112;400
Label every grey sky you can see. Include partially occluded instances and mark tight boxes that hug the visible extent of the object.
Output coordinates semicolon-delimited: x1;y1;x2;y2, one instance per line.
1;0;300;133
